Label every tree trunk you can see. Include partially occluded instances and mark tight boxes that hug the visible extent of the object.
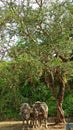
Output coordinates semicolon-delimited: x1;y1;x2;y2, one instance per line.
56;80;66;124
56;100;66;124
45;72;66;124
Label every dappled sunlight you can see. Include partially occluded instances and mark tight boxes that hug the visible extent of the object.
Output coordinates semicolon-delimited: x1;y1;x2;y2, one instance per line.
0;121;66;130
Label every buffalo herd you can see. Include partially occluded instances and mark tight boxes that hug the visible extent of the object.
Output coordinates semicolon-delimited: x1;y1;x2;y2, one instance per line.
20;101;48;128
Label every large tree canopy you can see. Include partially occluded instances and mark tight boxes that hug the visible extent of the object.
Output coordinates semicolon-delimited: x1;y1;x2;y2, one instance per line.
0;0;73;123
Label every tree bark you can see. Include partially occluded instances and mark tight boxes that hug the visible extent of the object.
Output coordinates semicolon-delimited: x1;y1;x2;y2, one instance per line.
56;99;66;124
45;72;66;124
56;76;66;124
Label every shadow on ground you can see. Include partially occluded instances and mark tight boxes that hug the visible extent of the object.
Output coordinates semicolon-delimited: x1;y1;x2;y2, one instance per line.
0;122;66;130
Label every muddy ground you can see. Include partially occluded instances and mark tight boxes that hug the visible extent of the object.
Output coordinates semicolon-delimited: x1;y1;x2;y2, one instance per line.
0;121;67;130
0;118;73;130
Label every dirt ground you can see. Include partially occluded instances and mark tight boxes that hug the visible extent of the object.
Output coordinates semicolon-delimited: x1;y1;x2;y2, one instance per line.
0;121;67;130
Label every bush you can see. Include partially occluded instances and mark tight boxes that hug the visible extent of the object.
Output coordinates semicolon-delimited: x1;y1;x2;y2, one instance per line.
63;91;73;117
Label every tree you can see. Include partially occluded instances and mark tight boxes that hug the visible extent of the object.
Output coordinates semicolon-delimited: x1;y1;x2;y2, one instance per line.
0;0;73;124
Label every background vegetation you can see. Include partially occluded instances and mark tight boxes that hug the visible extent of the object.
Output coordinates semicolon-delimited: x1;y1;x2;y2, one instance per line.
0;0;73;121
0;58;73;121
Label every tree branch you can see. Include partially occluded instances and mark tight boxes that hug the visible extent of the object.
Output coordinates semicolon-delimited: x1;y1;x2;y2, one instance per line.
45;72;57;99
54;51;73;62
35;0;43;8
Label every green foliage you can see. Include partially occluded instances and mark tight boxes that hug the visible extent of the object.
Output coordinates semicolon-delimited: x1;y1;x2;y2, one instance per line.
0;0;73;120
47;96;56;116
0;86;21;120
63;91;73;117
